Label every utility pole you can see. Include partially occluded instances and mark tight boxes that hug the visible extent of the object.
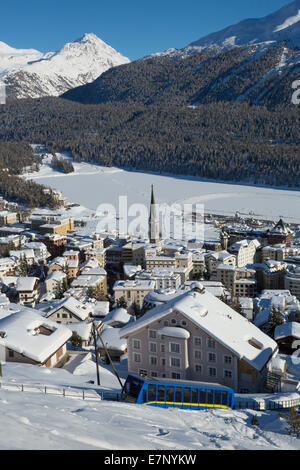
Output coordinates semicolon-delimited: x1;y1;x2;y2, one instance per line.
92;322;100;386
98;334;123;389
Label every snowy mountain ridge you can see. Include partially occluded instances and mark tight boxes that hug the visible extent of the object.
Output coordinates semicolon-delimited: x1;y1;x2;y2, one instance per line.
189;0;300;49
0;33;130;100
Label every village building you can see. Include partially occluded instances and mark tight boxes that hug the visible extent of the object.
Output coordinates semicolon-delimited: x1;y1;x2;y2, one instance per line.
84;248;106;267
16;277;40;307
113;279;156;309
216;264;257;298
136;267;182;290
0;257;17;276
97;324;127;361
45;271;68;295
284;267;300;301
120;286;279;393
204;250;236;277
0;211;18;226
42;297;93;324
0;306;71;367
266;219;294;247
228;239;260;267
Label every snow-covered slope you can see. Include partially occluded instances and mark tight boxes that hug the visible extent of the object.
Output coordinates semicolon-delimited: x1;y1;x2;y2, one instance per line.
0;33;130;100
189;0;300;49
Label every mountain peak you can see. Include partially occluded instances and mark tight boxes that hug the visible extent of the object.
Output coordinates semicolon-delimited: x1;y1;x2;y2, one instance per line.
189;0;300;49
0;34;130;100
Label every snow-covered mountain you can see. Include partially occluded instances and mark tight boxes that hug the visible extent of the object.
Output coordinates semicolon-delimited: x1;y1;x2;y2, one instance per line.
189;0;300;49
0;33;130;100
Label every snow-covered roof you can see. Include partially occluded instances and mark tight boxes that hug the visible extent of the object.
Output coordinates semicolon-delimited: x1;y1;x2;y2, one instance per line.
0;307;72;363
45;297;92;321
16;277;39;292
274;322;300;341
98;325;127;352
102;308;133;326
158;326;190;339
123;264;142;278
46;271;67;283
121;289;277;371
69;322;93;341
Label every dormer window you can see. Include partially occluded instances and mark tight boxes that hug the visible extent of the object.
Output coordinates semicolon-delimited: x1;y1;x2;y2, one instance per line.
0;331;6;338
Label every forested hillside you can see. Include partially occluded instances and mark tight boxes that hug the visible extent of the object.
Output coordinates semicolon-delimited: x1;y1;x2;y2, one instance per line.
62;42;300;110
0;141;63;208
0;97;299;188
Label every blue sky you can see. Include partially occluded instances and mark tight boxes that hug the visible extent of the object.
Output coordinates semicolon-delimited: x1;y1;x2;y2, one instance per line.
0;0;292;60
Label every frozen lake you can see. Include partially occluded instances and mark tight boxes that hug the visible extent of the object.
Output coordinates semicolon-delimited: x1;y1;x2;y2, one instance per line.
25;154;300;224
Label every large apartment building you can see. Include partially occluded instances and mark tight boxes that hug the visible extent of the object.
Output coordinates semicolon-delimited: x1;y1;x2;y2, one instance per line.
120;286;278;393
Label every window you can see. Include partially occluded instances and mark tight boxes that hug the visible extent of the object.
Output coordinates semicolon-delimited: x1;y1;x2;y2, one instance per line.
8;349;14;357
150;356;157;366
151;371;158;378
224;370;232;379
166;386;174;402
170;357;181;368
208;352;216;362
161;344;165;353
194;337;201;347
171;319;177;325
133;339;141;349
172;373;181;380
224;355;232;364
222;392;228;406
149;330;157;339
161;358;166;366
199;389;206;404
195;364;202;373
148;384;156;401
134;353;141;363
184;388;191;403
62;313;68;319
157;385;165;402
175;387;182;402
209;367;217;377
170;343;180;354
207;338;215;348
181;320;187;326
139;369;147;376
214;391;221;405
149;342;157;353
207;390;214;404
195;350;202;360
163;321;169;326
191;388;198;404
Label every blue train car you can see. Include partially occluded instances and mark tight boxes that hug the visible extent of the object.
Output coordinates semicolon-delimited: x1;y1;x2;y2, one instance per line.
121;375;235;410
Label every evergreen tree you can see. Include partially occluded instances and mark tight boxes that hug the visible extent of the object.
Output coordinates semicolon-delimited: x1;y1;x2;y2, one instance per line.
269;306;284;337
286;408;300;437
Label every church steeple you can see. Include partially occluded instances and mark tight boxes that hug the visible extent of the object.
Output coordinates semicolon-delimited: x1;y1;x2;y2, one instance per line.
149;183;159;244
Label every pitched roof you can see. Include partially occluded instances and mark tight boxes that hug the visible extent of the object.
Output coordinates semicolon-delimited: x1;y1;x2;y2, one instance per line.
120;287;277;371
0;306;72;363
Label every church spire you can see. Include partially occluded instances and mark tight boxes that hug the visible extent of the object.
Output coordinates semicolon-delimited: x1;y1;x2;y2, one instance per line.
149;183;159;244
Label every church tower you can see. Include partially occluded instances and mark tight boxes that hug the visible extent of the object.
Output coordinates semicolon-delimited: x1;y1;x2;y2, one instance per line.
148;184;160;244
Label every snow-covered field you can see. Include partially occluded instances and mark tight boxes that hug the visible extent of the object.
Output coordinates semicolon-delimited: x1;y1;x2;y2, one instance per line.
25;152;300;224
0;362;299;450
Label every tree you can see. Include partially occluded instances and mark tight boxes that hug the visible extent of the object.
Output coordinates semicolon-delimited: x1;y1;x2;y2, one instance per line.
269;306;284;337
116;296;127;309
286;407;300;437
70;331;83;348
88;286;108;302
251;414;259;426
18;254;29;277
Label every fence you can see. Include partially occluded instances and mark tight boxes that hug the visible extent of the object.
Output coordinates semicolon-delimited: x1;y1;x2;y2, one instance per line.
235;396;300;411
0;380;102;401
